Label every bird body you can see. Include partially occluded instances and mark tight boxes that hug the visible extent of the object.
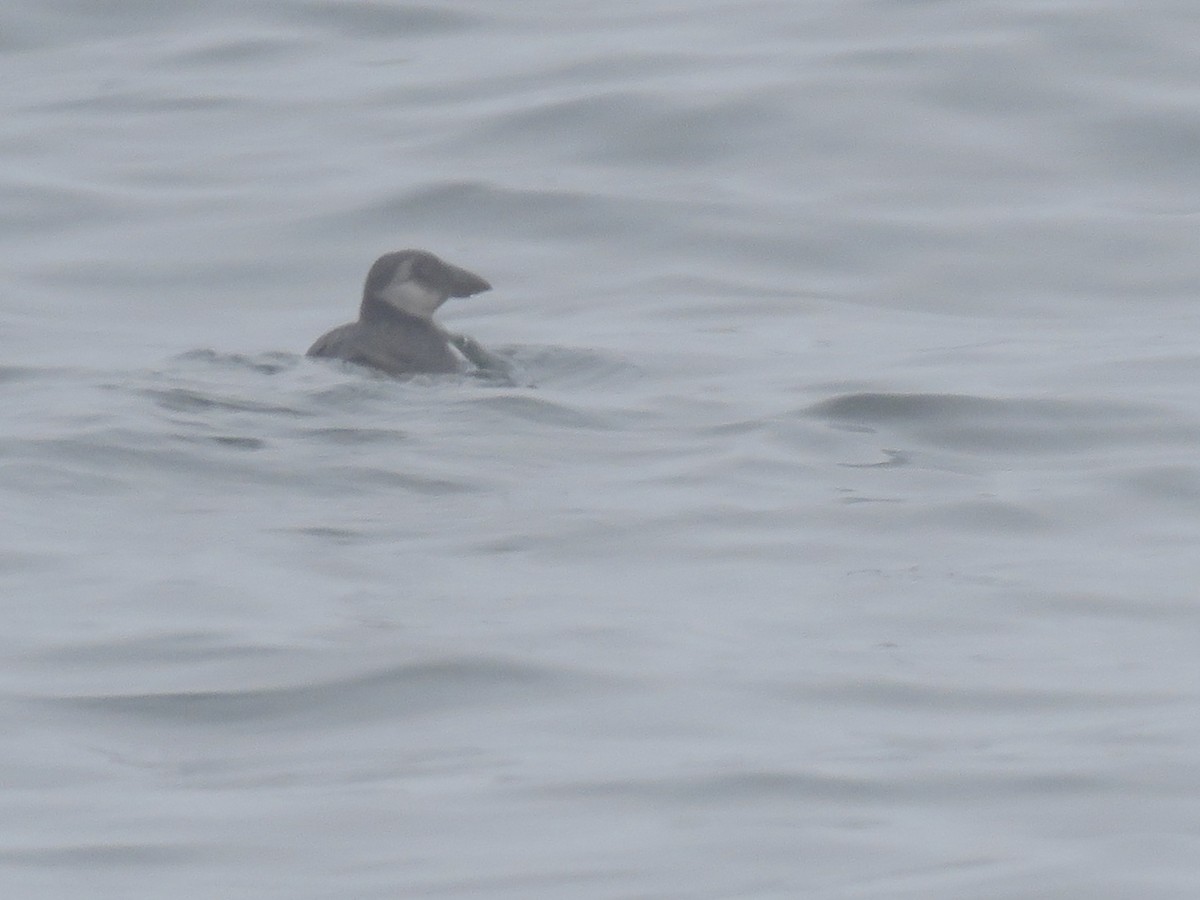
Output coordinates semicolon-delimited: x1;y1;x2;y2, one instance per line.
307;250;492;377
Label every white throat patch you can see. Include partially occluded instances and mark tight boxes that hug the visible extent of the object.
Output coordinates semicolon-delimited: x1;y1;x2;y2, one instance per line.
377;268;446;320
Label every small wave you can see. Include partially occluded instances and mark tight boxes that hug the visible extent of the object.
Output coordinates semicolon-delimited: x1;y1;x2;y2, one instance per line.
300;426;407;445
539;767;1102;806
0;842;217;867
284;2;485;38
806;391;1196;455
172;349;302;376
0;365;50;384
455;393;614;429
502;345;642;389
142;387;311;417
40;657;586;727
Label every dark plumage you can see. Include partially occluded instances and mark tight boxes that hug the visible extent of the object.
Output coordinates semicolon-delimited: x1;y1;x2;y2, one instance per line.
307;250;492;376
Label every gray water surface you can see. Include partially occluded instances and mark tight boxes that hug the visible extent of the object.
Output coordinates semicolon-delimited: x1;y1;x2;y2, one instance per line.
3;1;1200;897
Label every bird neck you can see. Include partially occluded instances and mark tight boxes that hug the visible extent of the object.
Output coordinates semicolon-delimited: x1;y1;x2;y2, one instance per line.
359;292;435;327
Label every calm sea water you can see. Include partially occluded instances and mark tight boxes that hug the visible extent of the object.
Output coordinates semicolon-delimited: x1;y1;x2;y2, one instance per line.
3;1;1200;897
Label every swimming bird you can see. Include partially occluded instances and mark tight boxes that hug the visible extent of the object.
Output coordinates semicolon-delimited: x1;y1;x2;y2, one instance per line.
307;249;499;376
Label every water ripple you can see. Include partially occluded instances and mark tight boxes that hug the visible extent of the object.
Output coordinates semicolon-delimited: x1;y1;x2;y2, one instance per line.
807;391;1197;455
39;657;586;727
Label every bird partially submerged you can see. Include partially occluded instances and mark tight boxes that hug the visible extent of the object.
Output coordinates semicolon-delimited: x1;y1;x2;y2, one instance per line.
307;250;506;377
